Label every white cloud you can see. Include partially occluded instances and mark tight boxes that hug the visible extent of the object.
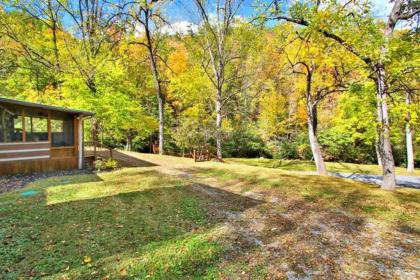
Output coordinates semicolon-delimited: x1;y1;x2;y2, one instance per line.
370;0;393;19
161;21;199;35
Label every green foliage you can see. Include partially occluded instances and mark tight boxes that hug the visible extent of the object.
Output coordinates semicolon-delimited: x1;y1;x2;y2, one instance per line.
94;158;118;171
223;126;267;158
265;134;313;160
0;1;418;167
318;86;377;163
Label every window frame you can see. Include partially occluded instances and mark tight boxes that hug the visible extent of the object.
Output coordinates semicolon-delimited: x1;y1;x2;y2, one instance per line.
24;112;49;143
0;106;25;143
50;116;75;147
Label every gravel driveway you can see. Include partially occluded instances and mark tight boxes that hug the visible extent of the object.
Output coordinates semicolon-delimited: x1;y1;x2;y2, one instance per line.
330;173;420;189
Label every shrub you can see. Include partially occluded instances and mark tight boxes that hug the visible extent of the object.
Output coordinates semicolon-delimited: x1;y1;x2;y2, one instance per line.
266;134;313;160
95;158;118;171
319;129;376;164
224;128;267;158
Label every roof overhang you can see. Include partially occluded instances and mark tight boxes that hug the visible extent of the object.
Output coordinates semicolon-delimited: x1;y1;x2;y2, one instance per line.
0;97;95;117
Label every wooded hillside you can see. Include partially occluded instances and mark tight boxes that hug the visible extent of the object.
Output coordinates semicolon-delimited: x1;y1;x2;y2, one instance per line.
0;0;418;188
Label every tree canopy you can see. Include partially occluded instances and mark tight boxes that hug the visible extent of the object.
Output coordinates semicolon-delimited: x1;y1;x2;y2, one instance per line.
0;0;418;188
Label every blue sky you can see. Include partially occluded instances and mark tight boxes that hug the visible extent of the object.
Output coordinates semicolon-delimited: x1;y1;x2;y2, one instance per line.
166;0;257;23
165;0;393;24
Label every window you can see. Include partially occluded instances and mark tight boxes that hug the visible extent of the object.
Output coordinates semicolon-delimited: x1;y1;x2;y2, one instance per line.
25;112;48;142
0;105;76;145
51;117;74;147
0;107;23;142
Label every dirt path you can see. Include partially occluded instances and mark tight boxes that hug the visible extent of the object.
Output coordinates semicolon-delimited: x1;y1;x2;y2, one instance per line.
115;152;420;279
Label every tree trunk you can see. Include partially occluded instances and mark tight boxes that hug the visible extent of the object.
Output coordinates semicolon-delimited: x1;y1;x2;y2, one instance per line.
373;0;404;189
126;133;132;151
406;92;415;173
375;65;396;189
157;92;164;155
215;87;222;159
144;14;164;155
303;68;327;175
375;139;382;166
149;65;164;155
47;0;60;72
307;103;327;175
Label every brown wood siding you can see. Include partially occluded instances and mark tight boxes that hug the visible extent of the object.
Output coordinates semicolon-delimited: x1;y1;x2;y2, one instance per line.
0;157;78;176
50;147;75;158
0;142;51;163
0;142;50;150
0;150;50;159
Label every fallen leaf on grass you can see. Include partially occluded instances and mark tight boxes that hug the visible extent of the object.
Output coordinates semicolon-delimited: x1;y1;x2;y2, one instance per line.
119;268;127;277
83;256;92;264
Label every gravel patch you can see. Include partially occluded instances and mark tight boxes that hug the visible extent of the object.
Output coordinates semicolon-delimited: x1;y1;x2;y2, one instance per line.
0;169;94;194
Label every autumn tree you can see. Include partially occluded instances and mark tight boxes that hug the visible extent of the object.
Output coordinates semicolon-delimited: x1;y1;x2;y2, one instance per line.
126;0;169;155
192;0;246;159
266;0;420;189
167;39;214;154
281;33;354;174
0;5;62;98
387;28;419;173
55;0;124;94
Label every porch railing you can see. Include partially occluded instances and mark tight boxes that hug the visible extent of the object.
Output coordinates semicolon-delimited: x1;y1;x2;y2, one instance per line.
84;141;114;160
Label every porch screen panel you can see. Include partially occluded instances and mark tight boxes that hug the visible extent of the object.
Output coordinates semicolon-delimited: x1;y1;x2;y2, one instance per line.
0;107;23;142
25;111;48;142
51;116;74;147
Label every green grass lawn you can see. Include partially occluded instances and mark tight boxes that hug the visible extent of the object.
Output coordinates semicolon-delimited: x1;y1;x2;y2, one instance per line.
1;153;419;279
227;158;420;176
0;169;231;279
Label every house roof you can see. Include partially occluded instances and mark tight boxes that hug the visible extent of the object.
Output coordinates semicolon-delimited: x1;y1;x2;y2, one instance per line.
0;97;95;116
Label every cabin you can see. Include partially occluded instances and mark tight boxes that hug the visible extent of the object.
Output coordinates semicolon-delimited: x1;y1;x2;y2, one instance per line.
0;97;94;176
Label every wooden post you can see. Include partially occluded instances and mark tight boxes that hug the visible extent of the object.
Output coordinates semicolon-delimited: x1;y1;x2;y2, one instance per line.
73;116;78;158
47;111;51;143
77;116;83;169
92;118;97;160
22;109;26;142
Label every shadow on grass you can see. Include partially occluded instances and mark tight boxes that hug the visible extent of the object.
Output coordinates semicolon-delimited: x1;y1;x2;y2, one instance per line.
37;173;104;188
184;166;420;278
112;150;158;167
276;159;314;170
3;165;419;279
45;169;170;205
89;150;158;167
1;172;263;279
185;166;418;226
333;162;368;173
229;158;316;171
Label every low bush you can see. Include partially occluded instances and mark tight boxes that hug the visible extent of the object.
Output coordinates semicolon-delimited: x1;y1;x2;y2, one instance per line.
95;158;118;171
